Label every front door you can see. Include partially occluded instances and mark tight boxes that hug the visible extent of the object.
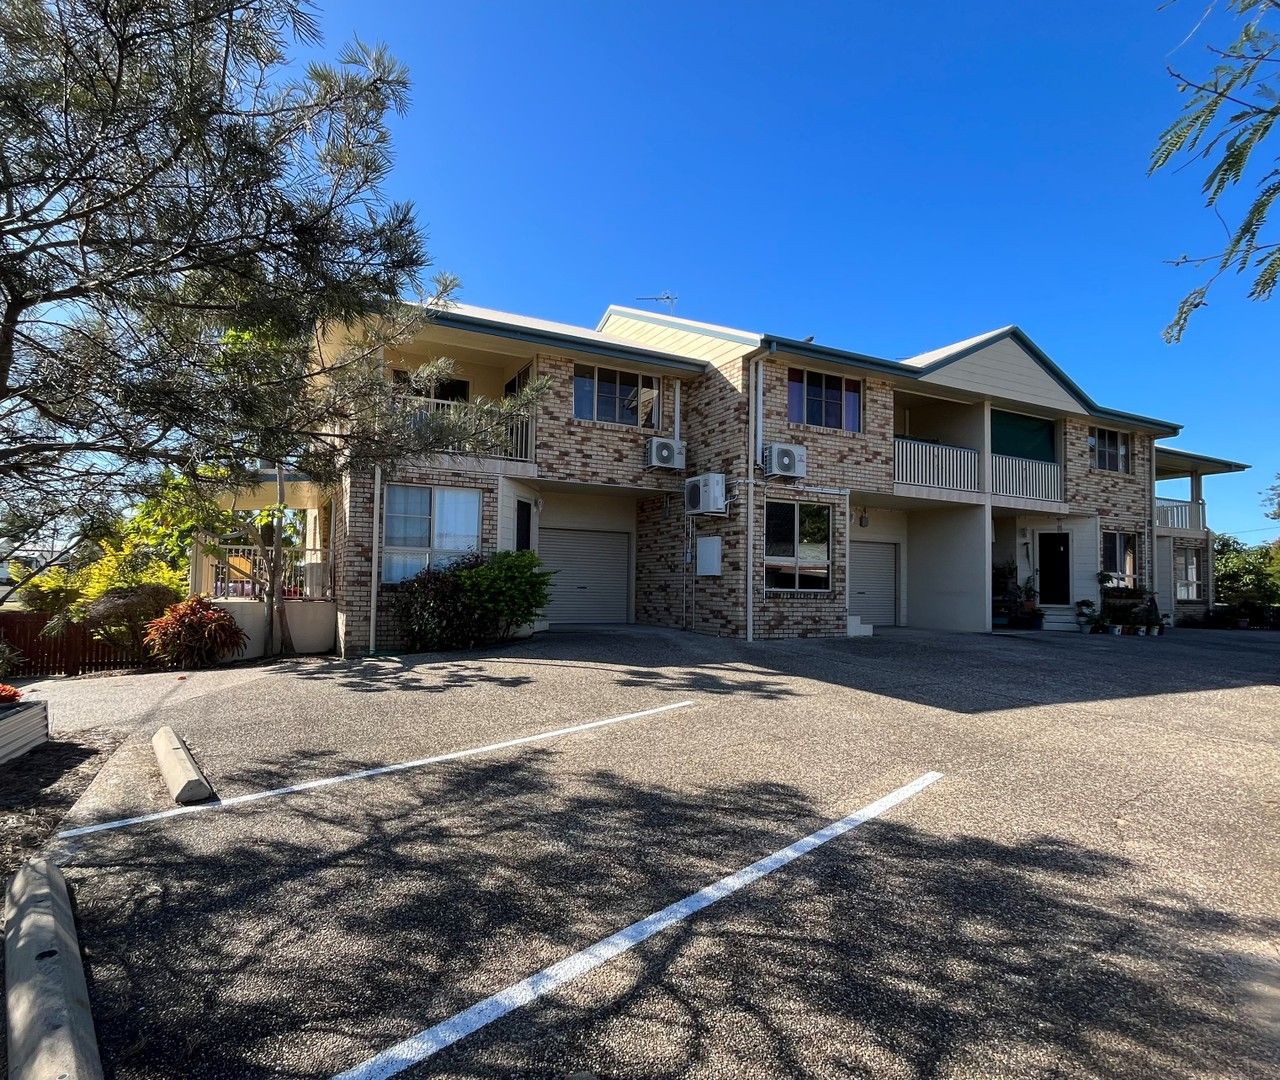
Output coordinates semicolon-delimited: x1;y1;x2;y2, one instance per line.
1037;532;1071;606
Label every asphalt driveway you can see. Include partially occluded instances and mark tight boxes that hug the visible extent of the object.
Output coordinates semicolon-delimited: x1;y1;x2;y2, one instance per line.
20;627;1280;1078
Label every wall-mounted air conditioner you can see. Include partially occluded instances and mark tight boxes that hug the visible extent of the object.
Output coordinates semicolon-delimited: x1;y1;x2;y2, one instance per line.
684;473;727;515
763;443;807;478
645;436;686;470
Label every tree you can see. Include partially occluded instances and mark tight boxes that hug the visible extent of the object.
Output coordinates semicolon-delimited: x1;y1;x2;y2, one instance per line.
1213;534;1280;608
1152;0;1280;340
0;3;539;499
0;0;544;629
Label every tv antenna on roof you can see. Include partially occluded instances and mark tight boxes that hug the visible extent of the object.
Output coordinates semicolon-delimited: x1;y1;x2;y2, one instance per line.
637;291;678;313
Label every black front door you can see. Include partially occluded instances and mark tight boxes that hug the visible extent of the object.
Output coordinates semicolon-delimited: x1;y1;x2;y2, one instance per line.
1037;532;1071;606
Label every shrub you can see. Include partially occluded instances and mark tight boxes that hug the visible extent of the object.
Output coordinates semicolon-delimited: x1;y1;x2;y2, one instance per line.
82;583;185;659
0;634;22;679
396;551;554;650
145;595;249;669
0;684;22;705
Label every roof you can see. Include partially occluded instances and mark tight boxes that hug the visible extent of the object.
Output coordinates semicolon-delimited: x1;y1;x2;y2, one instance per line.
1154;445;1250;478
596;305;762;347
423;302;709;373
766;324;1182;435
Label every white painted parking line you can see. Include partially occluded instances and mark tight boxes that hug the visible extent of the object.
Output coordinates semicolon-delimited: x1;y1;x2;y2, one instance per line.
329;770;944;1080
57;700;698;840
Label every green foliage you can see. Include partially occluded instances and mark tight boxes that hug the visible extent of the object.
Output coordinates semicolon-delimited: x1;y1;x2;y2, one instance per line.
82;583;185;659
145;596;249;670
16;539;187;653
0;635;23;679
1213;534;1280;608
395;551;553;651
1152;1;1280;340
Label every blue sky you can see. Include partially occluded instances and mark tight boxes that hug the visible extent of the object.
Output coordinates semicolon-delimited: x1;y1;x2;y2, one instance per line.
317;0;1276;540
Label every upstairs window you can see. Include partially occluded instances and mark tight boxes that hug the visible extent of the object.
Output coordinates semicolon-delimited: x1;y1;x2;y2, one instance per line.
787;368;861;432
573;365;660;428
382;484;482;583
1101;531;1137;588
764;501;831;590
392;368;469;402
1089;427;1130;473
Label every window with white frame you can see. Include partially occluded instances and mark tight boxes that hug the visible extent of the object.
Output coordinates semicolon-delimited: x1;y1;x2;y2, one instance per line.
1089;426;1130;472
786;368;862;432
1101;530;1136;588
572;365;660;427
765;501;831;590
381;484;482;583
1174;547;1201;600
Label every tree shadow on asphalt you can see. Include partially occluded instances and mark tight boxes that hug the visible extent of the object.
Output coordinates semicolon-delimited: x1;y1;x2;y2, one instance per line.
64;753;1279;1080
286;656;536;696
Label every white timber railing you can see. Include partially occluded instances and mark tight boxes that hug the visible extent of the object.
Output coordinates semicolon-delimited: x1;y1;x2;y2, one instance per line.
991;453;1063;502
200;546;332;600
1156;498;1206;531
894;437;980;492
409;398;533;462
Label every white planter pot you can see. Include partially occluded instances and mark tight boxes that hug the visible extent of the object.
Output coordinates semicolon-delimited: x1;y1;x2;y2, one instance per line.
0;701;49;765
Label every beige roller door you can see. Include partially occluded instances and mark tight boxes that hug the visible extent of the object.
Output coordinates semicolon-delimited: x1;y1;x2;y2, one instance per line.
848;541;898;626
539;529;630;624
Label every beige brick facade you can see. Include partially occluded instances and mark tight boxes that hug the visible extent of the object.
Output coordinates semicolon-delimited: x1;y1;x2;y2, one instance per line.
1063;418;1155;587
329;329;1178;652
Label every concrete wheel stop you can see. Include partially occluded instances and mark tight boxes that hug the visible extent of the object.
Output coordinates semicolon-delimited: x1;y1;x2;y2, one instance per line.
151;725;213;804
4;859;104;1079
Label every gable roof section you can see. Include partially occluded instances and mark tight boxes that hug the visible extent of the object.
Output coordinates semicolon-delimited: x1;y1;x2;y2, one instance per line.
425;302;709;374
764;324;1180;435
904;326;1180;433
596;305;761;364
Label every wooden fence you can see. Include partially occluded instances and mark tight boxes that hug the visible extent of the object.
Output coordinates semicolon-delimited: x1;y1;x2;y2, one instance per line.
0;611;138;678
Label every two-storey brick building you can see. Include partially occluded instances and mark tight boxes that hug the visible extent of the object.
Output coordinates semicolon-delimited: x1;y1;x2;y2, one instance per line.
262;303;1245;654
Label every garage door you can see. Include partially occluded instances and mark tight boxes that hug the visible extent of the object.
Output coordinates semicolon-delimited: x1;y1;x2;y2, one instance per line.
539;529;630;624
848;541;897;626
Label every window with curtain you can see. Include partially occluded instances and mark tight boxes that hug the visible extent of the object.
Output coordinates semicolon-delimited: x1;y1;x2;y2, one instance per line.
1101;531;1136;587
787;368;861;432
1174;548;1200;599
381;485;482;583
764;501;831;590
572;365;660;428
1089;427;1130;472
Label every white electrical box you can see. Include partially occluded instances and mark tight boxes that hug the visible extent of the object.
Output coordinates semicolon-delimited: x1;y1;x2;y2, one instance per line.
696;536;722;576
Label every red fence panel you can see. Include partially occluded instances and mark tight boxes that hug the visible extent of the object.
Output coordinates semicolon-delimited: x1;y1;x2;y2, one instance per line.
0;611;138;678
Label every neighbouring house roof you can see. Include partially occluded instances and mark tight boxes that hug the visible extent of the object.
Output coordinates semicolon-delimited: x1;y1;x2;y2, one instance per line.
1154;445;1250;479
424;302;709;374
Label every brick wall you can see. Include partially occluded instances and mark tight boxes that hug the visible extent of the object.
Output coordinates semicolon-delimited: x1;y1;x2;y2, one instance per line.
759;363;895;495
534;353;686;493
335;462;500;655
1063;419;1155;586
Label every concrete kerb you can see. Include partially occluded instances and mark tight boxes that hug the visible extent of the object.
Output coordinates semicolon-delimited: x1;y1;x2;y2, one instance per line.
4;859;104;1080
150;724;213;804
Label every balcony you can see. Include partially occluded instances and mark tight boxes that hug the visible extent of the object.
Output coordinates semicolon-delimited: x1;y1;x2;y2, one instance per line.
894;437;979;492
409;398;533;462
197;546;332;599
1156;497;1206;532
991;454;1063;502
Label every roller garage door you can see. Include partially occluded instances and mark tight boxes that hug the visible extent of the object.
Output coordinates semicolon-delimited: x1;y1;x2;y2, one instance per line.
848;541;898;626
539;528;630;624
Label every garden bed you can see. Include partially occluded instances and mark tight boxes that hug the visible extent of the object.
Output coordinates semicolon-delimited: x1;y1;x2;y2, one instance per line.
0;700;49;766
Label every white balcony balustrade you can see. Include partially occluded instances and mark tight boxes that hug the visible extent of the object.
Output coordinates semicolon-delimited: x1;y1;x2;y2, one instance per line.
1156;498;1206;532
409;398;533;462
991;454;1063;502
894;437;980;492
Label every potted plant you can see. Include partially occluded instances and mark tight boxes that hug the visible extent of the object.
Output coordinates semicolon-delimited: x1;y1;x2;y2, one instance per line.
1020;577;1040;613
0;684;49;766
1074;599;1095;633
1026;607;1045;631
